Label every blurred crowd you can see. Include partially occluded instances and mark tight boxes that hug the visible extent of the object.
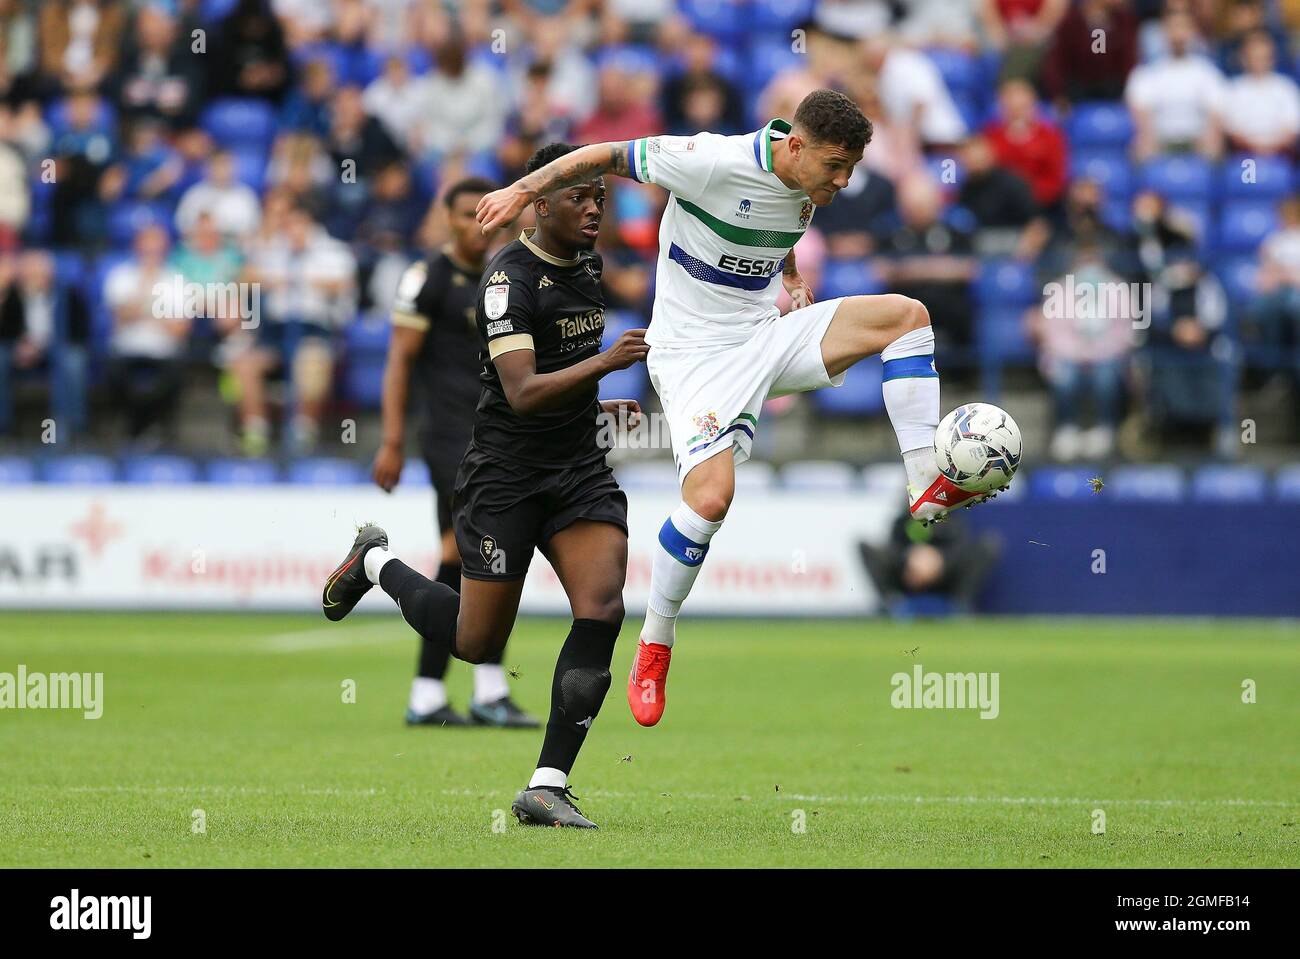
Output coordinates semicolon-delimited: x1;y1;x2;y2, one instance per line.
1;0;1300;461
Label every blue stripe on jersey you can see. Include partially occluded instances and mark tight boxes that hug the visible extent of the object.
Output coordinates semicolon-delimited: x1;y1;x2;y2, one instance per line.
752;131;763;169
626;140;642;182
658;517;710;567
882;355;939;381
687;421;755;455
667;243;783;292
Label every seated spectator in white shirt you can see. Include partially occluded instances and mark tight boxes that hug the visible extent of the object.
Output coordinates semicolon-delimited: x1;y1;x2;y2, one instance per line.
104;224;191;447
1224;29;1300;156
174;150;262;242
863;36;968;150
1126;10;1227;161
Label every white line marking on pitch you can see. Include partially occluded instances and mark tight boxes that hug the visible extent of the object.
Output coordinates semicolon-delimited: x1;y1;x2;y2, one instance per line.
257;623;409;653
57;785;1299;809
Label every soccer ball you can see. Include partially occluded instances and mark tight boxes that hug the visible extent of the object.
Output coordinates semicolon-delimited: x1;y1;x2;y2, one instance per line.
934;403;1023;494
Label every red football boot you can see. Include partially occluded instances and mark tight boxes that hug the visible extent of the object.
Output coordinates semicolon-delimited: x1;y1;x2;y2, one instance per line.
627;639;672;727
908;474;999;526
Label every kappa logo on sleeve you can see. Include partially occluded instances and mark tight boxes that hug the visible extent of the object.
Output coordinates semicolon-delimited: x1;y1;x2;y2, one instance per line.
484;283;509;320
488;271;509;284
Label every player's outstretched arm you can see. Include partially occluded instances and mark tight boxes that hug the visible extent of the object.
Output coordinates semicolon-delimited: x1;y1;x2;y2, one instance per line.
492;328;648;416
476;142;634;233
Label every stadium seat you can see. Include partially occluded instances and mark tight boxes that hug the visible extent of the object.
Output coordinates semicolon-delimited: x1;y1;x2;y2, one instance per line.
1070;150;1134;200
751;0;814;28
0;457;36;483
1216;256;1258;306
1140;155;1214;201
1215;201;1279;255
1167;200;1211;252
975;260;1037;307
1107;465;1187;502
229;147;269;193
40;455;117;484
748;33;804;89
1191;465;1268;503
820;258;884;300
780;460;860;491
45;97;115;137
1065;101;1135;149
976;306;1035;366
122;455;200;484
613;461;679;491
924;48;981;98
1222;154;1294;199
680;0;747;40
287;458;364;485
1027;466;1105;501
107;201;172;246
812;357;884;415
205;459;280;485
201;98;278;148
1275;464;1300;501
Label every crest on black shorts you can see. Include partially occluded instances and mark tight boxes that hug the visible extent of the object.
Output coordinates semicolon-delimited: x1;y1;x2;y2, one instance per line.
480;535;496;565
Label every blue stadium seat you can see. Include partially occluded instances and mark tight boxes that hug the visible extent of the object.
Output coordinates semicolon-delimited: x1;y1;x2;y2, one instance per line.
748;33;804;89
1222;154;1294;199
229;147;269;193
976;306;1035;365
0;457;36;483
1215;201;1279;255
1167;200;1210;251
1216;256;1258;305
1275;464;1300;501
205;459;280;484
201;98;278;148
1027;466;1105;500
680;0;748;40
1107;465;1186;502
820;258;884;300
1066;101;1135;149
812;356;884;415
976;260;1037;307
751;0;814;28
1070;150;1134;200
287;458;364;485
780;460;860;491
52;251;85;289
342;360;385;408
200;0;239;23
40;455;117;484
1140;155;1213;201
122;455;200;484
925;48;981;96
1191;465;1268;502
45;97;115;137
107;201;172;245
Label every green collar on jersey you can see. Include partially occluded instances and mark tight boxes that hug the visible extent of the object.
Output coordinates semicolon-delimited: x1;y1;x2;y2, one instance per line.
754;118;792;173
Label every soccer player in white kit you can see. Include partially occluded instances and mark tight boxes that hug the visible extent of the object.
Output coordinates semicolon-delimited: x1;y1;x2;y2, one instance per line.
476;90;994;727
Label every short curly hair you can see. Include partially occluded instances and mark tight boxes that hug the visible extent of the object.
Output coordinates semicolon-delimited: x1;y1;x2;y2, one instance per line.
792;89;873;153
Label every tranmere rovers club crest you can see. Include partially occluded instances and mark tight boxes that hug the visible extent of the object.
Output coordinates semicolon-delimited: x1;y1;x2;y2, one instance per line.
799;200;814;229
692;410;721;442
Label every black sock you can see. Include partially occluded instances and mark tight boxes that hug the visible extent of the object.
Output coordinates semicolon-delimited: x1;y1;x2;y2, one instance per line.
536;619;620;776
379;560;460;660
416;562;462;680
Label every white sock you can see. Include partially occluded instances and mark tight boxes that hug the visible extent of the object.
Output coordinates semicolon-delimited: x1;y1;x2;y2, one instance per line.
529;766;567;789
881;325;940;467
903;447;938;491
409;677;447;715
363;545;395;585
641;502;723;647
473;664;510;704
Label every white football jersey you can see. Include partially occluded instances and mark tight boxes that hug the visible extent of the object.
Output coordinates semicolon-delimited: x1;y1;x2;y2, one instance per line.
626;120;815;349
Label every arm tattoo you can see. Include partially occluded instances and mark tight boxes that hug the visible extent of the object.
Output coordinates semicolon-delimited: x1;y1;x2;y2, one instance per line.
516;143;632;197
784;248;799;276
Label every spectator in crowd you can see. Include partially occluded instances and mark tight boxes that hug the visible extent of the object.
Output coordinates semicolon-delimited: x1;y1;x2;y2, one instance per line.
1126;9;1226;161
104;223;190;446
957;133;1050;261
109;3;206;131
353;161;421;292
232;204;356;456
1222;29;1300;155
984;78;1068;213
408;29;504;164
880;173;978;351
497;61;576;184
858;504;1001;614
759;23;855;122
278;57;334;136
979;0;1070;81
49;89;116;247
1138;0;1214;63
208;0;292;103
175;149;262;241
1213;0;1289;75
264;131;334;215
861;34;967;150
99;116;183;205
814;0;894;37
575;58;662;145
172;210;243;325
0;0;39;105
897;0;981;49
1041;176;1124;277
37;0;127;96
1247;197;1300;383
0;112;28;250
600;0;676;46
1041;0;1139;105
272;0;335;48
362;54;426;150
515;14;598;125
324;84;403;238
1029;242;1136;460
0;250;90;440
847;73;923;185
661;34;745;137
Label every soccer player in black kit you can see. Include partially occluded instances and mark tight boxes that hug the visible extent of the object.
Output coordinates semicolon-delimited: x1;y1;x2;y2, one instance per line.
322;144;649;828
371;177;538;730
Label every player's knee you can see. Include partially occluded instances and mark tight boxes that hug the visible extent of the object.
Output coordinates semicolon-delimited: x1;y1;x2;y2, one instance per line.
689;489;731;523
902;296;931;333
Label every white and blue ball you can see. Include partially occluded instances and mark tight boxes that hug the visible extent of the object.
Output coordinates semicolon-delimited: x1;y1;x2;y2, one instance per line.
934;403;1023;494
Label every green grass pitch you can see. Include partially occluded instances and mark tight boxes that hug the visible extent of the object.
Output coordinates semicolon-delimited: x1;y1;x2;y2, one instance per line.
1;612;1297;868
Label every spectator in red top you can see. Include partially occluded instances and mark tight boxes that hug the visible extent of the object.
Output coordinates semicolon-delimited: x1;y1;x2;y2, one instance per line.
574;60;662;145
984;78;1068;211
1040;0;1139;107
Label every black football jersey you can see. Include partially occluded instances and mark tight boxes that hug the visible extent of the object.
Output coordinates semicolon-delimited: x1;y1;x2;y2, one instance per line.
471;229;607;469
390;250;482;462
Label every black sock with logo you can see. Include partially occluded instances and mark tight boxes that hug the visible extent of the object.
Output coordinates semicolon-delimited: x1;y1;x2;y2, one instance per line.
536;619;620;775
